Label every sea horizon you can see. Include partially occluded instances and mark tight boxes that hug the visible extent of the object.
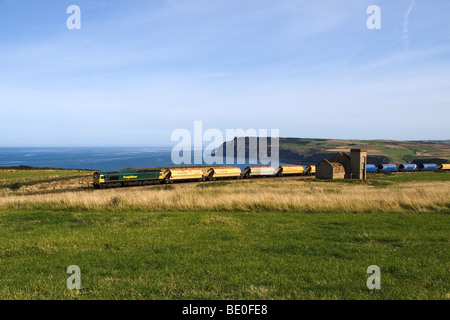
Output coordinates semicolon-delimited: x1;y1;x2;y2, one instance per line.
0;147;285;172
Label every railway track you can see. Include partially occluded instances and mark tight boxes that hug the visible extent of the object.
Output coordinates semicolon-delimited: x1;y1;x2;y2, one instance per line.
11;173;315;196
9;168;448;196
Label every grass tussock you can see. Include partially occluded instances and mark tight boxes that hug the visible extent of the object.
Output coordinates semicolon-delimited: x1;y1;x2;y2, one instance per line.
1;178;449;213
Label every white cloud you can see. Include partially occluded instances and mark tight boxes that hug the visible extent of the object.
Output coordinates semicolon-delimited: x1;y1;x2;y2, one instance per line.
401;0;415;50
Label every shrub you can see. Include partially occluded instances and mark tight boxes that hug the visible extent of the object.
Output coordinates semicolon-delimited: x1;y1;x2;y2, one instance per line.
9;183;22;191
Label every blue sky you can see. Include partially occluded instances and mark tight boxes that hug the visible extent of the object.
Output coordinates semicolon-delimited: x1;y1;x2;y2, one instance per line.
0;0;449;146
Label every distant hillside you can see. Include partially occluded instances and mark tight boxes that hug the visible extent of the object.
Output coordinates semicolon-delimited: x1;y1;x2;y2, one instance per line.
216;137;450;165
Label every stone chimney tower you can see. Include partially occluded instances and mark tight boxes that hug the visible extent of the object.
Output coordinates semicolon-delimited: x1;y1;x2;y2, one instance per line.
351;149;367;180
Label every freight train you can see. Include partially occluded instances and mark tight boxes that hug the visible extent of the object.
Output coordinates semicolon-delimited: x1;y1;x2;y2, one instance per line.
373;163;450;172
93;163;449;188
93;165;312;188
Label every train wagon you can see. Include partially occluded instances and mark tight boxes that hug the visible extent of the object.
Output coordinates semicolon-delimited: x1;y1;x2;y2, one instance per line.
305;165;316;175
276;165;304;176
242;166;277;178
437;164;450;170
419;163;437;171
366;164;376;172
378;164;397;172
203;167;242;180
164;168;205;182
93;170;164;188
399;164;418;171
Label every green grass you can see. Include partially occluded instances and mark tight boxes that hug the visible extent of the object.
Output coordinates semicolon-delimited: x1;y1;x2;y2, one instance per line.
359;140;387;145
379;148;414;157
323;143;341;148
280;143;310;151
0;170;90;181
0;170;91;190
0;210;448;299
310;172;449;187
411;145;442;153
371;172;450;182
0;170;448;299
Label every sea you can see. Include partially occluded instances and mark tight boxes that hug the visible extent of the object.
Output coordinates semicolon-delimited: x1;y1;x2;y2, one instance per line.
0;147;284;172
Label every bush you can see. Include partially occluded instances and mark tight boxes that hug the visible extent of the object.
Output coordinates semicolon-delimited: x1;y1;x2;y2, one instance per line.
9;183;22;191
111;196;122;207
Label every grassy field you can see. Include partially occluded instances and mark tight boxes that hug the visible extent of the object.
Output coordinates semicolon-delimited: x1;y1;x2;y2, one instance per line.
0;168;92;194
370;171;450;182
0;170;448;299
274;138;450;164
1;173;449;213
